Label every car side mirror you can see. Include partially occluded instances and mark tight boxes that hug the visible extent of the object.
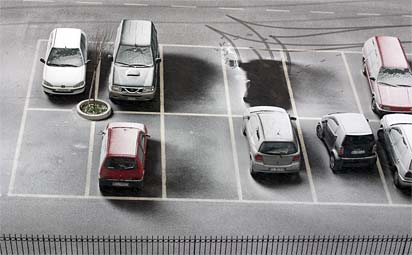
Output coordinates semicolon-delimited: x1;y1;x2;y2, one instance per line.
145;134;151;138
290;116;297;121
243;115;250;120
108;55;113;62
98;130;105;135
370;77;376;81
155;58;161;63
40;58;45;64
85;59;91;64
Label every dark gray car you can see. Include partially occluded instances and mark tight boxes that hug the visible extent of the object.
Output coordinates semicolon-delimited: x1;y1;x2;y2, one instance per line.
316;113;377;173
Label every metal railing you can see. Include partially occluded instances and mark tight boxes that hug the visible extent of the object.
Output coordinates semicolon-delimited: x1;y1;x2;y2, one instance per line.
1;234;411;255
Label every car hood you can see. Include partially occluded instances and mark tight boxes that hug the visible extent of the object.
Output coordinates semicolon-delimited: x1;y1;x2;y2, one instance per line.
378;83;412;107
43;65;85;86
113;65;154;87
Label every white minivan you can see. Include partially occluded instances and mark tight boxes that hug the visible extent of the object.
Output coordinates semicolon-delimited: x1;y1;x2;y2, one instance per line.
40;28;89;95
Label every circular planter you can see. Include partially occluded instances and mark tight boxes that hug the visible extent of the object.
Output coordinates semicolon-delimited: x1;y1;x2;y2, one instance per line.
76;99;112;121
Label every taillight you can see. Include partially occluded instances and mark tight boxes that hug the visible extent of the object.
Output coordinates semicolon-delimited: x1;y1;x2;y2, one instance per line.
338;147;344;156
254;154;263;161
292;155;300;161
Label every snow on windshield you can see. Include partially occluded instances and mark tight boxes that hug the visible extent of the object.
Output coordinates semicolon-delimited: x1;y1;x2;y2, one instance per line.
378;68;412;87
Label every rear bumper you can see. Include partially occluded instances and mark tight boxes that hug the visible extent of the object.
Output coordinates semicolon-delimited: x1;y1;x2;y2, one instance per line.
339;155;377;167
252;161;300;173
99;178;143;188
375;104;412;114
109;89;155;101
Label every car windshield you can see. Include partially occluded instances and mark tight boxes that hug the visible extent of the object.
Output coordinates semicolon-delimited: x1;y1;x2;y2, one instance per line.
104;157;137;170
47;47;83;67
115;45;153;67
377;68;412;87
259;142;297;155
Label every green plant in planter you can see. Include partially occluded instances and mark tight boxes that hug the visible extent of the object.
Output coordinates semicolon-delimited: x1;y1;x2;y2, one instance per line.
80;100;108;115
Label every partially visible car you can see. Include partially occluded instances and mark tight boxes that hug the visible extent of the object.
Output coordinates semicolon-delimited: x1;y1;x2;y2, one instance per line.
378;114;412;189
316;113;377;173
40;28;89;95
242;106;301;176
362;36;412;115
99;122;148;191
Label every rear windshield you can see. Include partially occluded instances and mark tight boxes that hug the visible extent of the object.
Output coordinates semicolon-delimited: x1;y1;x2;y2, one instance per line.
343;135;374;146
104;157;137;170
115;45;153;66
47;48;83;67
377;68;412;87
259;142;297;155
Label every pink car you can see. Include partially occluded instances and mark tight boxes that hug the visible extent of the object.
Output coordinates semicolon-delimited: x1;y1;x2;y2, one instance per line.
362;36;412;116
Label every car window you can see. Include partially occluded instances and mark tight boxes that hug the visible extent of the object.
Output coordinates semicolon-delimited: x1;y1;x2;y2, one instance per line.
259;141;297;155
250;115;259;130
343;135;374;146
104;157;137;170
99;132;108;168
47;48;83;67
326;119;339;134
80;34;86;58
389;128;403;145
115;45;153;66
377;68;412;87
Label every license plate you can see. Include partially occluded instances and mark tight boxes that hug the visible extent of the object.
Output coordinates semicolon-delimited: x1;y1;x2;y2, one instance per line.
127;96;140;100
271;168;285;171
112;182;129;187
351;150;365;155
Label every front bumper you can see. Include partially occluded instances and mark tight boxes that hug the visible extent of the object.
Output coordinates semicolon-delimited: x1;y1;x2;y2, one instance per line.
42;83;85;95
109;88;155;101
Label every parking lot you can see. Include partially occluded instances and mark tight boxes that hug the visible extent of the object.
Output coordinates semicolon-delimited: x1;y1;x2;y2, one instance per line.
6;39;412;207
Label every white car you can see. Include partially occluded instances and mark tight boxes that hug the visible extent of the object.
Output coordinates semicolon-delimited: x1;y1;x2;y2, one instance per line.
242;106;301;176
40;28;89;95
378;114;412;189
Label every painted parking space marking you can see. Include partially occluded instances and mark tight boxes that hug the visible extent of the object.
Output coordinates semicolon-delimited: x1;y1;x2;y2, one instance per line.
8;40;41;195
341;52;393;204
160;45;167;199
7;193;412;208
171;5;196;9
265;9;290;12
310;11;335;14
84;122;95;196
221;48;243;200
76;1;102;4
357;13;381;16
280;51;318;203
123;3;148;6
218;7;244;11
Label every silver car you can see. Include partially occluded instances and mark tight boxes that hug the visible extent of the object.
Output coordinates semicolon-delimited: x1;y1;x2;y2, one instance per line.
378;114;412;189
242;106;301;176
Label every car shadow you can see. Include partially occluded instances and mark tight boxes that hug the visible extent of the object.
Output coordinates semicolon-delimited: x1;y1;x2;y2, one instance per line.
252;172;302;187
240;59;291;110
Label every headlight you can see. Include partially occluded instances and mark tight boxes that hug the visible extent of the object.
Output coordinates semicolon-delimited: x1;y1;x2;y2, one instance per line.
111;85;121;92
73;81;85;88
43;80;53;87
143;86;154;92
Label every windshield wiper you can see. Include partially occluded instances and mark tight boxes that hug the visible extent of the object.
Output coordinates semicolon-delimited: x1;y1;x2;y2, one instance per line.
378;81;397;87
48;63;79;67
396;84;412;87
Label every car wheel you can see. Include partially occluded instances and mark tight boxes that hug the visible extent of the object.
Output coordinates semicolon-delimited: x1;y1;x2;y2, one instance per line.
242;127;246;136
316;123;323;139
393;170;401;189
330;154;342;173
249;156;256;177
362;58;367;76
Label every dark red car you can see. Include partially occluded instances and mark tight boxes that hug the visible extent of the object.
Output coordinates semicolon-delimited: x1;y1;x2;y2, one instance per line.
99;122;148;191
362;36;412;115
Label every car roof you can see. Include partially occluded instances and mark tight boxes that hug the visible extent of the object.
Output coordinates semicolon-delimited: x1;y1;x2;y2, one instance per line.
257;111;294;142
375;36;409;70
331;113;372;135
383;113;412;127
53;28;82;48
107;122;145;156
120;19;152;46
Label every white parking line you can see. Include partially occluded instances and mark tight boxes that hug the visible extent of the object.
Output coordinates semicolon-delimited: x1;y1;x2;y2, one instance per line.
341;52;393;204
76;1;102;4
265;9;290;12
84;122;95;196
218;7;244;11
6;193;412;208
310;11;335;14
28;108;72;112
123;3;148;6
280;51;318;203
357;13;381;16
23;0;54;2
402;15;412;18
160;45;167;199
171;5;196;8
220;49;243;201
8;40;40;195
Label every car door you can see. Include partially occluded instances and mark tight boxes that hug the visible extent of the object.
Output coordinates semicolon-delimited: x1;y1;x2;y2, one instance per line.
388;127;403;166
137;132;146;177
247;115;260;152
324;119;339;150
